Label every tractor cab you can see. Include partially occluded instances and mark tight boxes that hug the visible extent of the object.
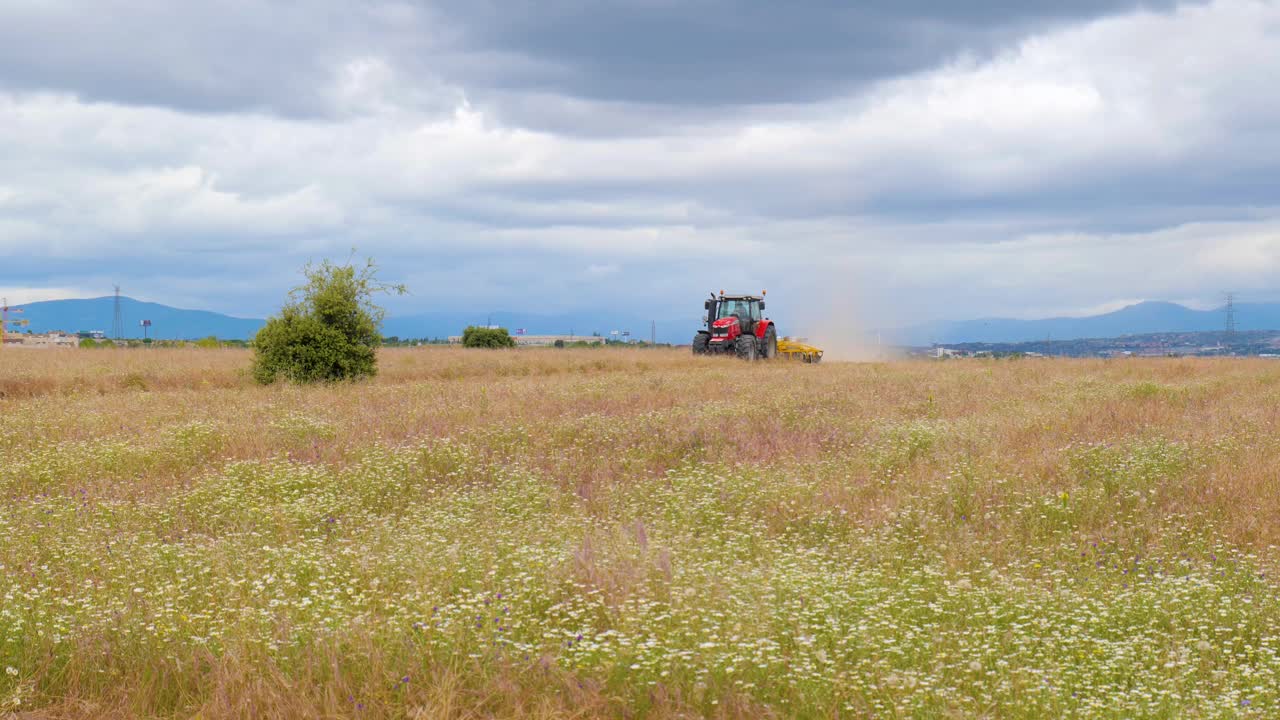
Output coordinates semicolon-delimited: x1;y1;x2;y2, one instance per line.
706;294;765;336
693;291;777;360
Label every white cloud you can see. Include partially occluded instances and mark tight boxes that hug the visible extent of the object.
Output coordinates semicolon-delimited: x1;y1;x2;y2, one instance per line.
0;287;87;306
846;217;1280;321
86;166;344;236
1;0;1279;325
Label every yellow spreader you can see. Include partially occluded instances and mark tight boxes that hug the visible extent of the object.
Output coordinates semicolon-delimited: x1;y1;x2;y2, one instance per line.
777;337;823;363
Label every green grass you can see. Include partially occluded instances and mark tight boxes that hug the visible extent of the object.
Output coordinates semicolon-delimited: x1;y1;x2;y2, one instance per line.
2;349;1280;717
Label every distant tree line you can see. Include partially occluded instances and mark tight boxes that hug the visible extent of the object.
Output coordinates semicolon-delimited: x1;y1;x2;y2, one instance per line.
381;336;452;347
77;336;252;349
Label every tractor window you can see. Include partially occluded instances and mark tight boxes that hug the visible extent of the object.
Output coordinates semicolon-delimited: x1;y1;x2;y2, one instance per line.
717;300;741;319
716;300;758;321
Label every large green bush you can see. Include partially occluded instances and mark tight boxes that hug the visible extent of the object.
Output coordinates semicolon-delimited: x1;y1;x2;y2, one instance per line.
253;258;405;384
462;326;517;348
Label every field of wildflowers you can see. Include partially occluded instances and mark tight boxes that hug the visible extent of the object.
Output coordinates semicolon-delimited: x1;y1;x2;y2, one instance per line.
3;348;1280;718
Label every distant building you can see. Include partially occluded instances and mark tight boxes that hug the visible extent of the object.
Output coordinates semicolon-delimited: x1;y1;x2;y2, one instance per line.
12;331;78;349
515;334;605;347
447;334;605;346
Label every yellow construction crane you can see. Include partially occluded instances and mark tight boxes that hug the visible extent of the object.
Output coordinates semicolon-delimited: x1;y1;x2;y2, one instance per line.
1;299;29;348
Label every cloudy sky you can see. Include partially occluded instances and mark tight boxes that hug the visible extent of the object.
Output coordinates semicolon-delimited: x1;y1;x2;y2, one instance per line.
2;0;1279;326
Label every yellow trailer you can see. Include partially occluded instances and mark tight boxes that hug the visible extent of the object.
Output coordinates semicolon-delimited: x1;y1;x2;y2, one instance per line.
777;337;823;363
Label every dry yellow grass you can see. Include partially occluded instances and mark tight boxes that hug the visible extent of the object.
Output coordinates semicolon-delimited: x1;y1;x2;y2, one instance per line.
3;348;1280;717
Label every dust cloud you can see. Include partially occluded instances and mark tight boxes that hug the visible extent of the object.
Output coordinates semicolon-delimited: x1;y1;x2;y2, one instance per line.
782;284;902;362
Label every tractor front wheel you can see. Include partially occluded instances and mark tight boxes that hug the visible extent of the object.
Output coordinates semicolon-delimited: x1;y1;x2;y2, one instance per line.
736;335;759;361
692;332;710;355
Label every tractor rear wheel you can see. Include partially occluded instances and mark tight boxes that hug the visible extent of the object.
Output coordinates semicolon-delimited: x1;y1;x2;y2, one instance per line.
692;332;710;354
763;327;778;359
736;335;759;361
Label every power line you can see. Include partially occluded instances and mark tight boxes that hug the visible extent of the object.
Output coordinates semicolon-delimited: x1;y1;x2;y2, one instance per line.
1224;292;1237;353
112;285;124;341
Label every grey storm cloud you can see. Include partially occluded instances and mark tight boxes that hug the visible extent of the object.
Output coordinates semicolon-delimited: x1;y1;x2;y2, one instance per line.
0;1;435;116
0;0;1193;117
436;0;1193;106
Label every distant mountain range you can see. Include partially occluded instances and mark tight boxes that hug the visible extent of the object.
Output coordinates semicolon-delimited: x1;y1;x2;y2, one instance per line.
12;297;264;340
12;296;1277;345
10;296;696;343
888;301;1275;346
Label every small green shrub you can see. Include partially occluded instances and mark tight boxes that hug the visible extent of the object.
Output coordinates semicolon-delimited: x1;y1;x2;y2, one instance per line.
462;326;517;348
252;257;405;384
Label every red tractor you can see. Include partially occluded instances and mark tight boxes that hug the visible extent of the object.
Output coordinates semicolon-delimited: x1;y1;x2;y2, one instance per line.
691;291;778;360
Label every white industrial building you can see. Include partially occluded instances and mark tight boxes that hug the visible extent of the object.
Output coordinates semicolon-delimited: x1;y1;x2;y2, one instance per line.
447;334;605;346
4;331;79;348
